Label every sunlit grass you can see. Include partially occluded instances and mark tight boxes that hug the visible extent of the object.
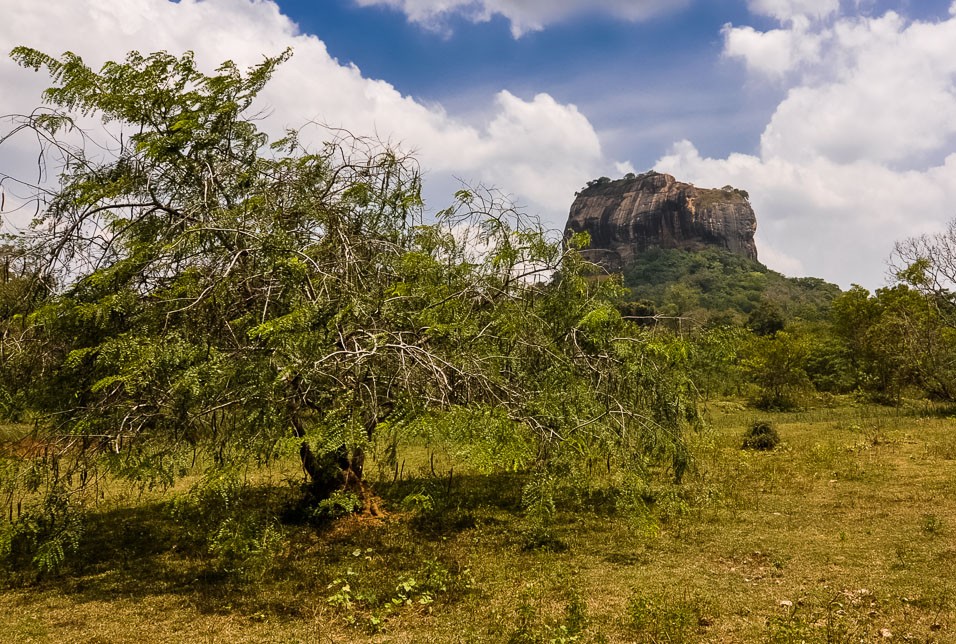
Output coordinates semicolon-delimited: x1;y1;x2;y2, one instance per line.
2;400;956;642
0;422;30;443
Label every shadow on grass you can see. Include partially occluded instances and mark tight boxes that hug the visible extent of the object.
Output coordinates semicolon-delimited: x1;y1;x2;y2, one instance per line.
7;471;530;611
375;470;526;512
6;484;297;611
374;471;526;538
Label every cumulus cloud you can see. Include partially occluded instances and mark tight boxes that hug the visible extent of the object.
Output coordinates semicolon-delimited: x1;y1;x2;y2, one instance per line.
0;0;613;233
747;0;839;21
722;19;825;76
666;5;956;288
352;0;687;37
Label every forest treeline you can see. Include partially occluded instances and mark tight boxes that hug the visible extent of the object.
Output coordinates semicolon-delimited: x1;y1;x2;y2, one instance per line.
608;236;956;409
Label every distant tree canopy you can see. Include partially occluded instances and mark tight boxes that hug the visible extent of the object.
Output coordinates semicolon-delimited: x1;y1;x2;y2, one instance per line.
824;226;956;403
611;241;956;406
620;247;841;325
0;48;699;570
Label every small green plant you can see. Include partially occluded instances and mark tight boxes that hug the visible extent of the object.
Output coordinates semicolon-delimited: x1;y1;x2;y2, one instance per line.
400;491;435;514
765;592;879;643
507;598;541;644
314;490;363;519
326;553;460;632
554;587;589;642
765;601;815;642
743;420;781;451
521;470;565;550
921;513;944;536
207;515;283;581
0;487;84;575
506;586;591;644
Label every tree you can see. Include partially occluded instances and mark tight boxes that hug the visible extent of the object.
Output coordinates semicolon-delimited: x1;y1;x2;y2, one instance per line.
830;283;956;401
0;241;48;419
746;299;785;336
0;48;696;568
890;219;956;305
740;330;811;410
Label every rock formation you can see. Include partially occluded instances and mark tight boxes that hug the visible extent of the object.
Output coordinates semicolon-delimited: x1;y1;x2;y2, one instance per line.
564;171;758;271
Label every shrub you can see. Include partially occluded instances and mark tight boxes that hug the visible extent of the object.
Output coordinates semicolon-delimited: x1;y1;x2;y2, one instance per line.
742;420;780;450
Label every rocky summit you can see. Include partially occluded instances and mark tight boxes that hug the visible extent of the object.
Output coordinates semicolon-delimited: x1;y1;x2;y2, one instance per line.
564;171;758;271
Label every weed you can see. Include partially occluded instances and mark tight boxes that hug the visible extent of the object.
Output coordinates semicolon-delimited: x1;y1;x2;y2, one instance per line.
401;491;435;514
507;598;541;644
1;486;84;575
314;490;363;520
506;585;592;644
521;471;566;551
921;513;945;537
765;591;880;643
324;549;464;633
207;514;283;581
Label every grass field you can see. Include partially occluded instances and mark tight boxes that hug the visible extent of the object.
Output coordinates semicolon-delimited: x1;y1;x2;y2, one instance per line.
2;400;956;642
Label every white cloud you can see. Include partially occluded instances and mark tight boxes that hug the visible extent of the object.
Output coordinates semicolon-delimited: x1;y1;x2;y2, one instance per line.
657;141;956;287
352;0;687;37
664;6;956;289
757;12;956;167
0;0;613;233
722;19;825;76
747;0;839;21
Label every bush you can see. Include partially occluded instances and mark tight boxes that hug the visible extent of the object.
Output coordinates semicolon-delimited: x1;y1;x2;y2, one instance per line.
742;420;780;450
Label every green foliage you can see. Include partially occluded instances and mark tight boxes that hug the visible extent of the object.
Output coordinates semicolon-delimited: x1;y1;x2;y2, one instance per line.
400;491;435;515
741;330;812;410
685;324;747;399
315;490;364;520
507;586;591;644
0;243;47;422
621;247;840;322
325;551;464;632
422;406;537;474
830;282;956;401
747;299;786;336
765;592;882;643
207;514;283;581
0;487;84;575
521;468;561;550
0;47;698;571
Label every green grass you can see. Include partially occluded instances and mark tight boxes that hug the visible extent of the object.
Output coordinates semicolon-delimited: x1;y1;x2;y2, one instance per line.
0;421;30;443
2;402;956;642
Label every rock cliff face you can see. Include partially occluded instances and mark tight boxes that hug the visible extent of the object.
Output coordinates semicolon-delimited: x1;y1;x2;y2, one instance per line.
565;171;758;271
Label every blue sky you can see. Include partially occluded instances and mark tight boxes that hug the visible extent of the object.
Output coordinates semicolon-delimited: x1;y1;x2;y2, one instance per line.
281;0;766;168
279;0;952;169
2;0;956;289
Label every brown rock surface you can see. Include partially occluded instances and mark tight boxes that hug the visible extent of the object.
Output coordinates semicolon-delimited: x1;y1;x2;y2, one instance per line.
565;171;758;270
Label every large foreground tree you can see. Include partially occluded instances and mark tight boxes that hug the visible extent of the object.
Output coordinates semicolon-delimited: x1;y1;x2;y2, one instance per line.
0;48;695;569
